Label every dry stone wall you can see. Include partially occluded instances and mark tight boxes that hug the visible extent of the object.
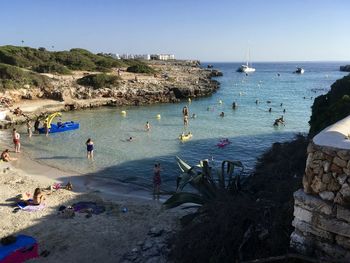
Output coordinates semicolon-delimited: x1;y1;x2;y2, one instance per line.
291;119;350;262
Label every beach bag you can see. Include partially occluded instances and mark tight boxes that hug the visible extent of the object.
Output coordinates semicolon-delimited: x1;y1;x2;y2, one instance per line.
58;207;75;219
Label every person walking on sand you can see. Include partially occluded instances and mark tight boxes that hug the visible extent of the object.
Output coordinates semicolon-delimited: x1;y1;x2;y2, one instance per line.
12;128;21;153
145;121;151;131
26;120;32;137
153;163;161;198
86;138;94;159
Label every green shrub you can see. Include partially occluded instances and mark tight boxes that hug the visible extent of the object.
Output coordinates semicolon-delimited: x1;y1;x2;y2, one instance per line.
309;74;350;136
76;73;120;89
34;62;71;74
126;64;155;74
0;63;51;90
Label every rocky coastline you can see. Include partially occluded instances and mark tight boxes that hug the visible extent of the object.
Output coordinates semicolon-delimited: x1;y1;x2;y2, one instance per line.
340;65;350;72
0;60;222;128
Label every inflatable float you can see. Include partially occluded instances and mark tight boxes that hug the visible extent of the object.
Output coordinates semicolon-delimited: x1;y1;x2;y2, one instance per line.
38;112;79;134
179;132;192;141
217;138;231;148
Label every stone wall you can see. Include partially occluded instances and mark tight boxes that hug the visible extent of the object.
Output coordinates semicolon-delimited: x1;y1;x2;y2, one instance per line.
303;142;350;205
291;117;350;262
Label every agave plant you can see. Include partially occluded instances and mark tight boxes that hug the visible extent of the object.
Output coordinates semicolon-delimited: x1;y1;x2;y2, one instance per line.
163;156;244;209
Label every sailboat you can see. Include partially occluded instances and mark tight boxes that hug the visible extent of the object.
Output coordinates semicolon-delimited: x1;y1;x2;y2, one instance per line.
237;49;255;73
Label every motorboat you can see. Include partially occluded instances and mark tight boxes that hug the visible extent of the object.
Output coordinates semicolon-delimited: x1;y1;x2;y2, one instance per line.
294;67;305;74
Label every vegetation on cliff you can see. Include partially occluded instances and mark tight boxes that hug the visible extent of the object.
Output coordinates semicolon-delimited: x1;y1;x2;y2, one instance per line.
76;73;120;89
309;74;350;136
126;63;155;74
0;45;151;74
0;63;51;91
170;135;308;262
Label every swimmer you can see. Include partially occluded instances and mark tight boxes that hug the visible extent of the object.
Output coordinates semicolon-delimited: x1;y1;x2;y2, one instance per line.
280;103;283;107
184;115;189;126
232;102;237;109
268;108;272;113
220;112;225;117
255;99;259;104
283;109;286;113
191;113;197;119
145;121;151;131
127;137;133;142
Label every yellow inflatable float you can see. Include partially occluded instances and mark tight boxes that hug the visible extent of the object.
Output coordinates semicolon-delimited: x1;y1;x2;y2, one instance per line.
156;114;161;119
121;110;126;116
179;132;192;141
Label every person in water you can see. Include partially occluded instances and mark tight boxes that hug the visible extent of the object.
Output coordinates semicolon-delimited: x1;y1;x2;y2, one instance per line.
153;163;161;198
26;120;32;138
145;121;151;131
184;115;189;126
12;128;21;153
268;108;272;113
191;113;197;119
86;138;94;159
28;188;46;205
43;121;49;136
127;137;133;142
182;106;189;117
1;149;12;162
220;112;225;117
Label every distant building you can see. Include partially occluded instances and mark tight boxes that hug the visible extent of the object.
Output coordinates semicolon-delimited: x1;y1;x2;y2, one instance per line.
119;54;150;60
150;54;175;60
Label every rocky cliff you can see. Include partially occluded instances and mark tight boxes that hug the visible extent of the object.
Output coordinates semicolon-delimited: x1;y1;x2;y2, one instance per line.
340;65;350;72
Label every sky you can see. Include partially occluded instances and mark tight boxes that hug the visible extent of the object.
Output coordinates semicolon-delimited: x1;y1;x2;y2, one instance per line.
1;0;350;62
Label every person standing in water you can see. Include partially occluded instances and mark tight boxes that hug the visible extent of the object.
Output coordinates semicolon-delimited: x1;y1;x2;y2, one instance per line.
86;138;94;159
12;128;21;153
26;120;32;138
182;106;189;117
184;115;189;126
153;163;161;198
145;121;151;131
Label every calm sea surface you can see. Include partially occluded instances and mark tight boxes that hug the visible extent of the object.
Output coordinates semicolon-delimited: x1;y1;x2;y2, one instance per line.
3;62;349;191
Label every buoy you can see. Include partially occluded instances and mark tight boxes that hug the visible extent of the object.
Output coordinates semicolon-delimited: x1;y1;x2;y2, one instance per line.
121;110;126;115
156;114;161;119
188;98;192;103
219;100;222;104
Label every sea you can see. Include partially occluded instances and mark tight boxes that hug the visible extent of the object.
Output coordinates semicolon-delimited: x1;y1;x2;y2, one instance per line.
2;62;349;192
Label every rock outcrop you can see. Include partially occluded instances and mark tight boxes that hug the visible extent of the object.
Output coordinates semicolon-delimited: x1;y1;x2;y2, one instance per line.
340;65;350;72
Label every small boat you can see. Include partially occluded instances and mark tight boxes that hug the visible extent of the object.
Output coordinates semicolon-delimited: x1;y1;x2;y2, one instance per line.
179;132;192;141
217;138;231;148
294;67;305;74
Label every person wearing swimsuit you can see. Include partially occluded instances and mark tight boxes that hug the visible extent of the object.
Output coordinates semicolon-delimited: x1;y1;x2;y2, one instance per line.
86;138;94;159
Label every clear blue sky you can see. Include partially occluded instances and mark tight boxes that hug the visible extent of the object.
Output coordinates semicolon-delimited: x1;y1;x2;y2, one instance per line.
1;0;349;61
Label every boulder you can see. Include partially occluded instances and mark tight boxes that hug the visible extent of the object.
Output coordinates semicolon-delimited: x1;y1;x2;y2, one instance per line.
333;156;347;169
294;189;334;215
319;191;335;201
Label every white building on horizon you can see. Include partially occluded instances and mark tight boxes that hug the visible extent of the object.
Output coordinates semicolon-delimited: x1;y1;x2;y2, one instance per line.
150;54;175;60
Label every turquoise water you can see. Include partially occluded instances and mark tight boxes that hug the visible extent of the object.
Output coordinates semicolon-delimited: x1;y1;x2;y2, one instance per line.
6;62;349;191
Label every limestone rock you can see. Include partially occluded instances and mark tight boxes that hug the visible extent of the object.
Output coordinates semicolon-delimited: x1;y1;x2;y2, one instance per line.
333;156;347;169
319;191;335;201
337;205;350;223
294;189;334;215
307;143;315;154
327;178;341;192
337;174;348;185
334;192;344;205
330;163;343;174
292;218;335;241
337;150;350;161
311;176;326;193
343;168;350;176
322;173;332;184
313;151;324;160
323;161;331;173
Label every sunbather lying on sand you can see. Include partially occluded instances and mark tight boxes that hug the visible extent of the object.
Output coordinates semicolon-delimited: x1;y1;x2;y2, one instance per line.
27;188;46;205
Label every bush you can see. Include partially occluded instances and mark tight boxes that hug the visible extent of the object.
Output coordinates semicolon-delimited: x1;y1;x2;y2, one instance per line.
309;74;350;136
34;62;71;74
76;73;120;89
0;63;51;90
126;64;155;74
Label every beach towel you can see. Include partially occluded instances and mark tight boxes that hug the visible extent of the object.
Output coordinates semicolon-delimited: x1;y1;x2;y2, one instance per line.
72;202;105;215
0;235;39;262
17;202;45;212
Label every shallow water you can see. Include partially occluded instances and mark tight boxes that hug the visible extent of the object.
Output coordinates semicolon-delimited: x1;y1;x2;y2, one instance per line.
3;62;348;191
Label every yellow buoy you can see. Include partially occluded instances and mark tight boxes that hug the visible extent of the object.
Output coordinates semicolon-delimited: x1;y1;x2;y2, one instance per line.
188;98;192;103
156;114;161;119
121;110;126;115
219;100;222;104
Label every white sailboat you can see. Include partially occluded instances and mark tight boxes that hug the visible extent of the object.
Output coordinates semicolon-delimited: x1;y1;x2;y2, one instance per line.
237;49;255;73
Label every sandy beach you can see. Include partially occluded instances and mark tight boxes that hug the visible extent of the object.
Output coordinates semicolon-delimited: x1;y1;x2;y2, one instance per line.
0;143;185;262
